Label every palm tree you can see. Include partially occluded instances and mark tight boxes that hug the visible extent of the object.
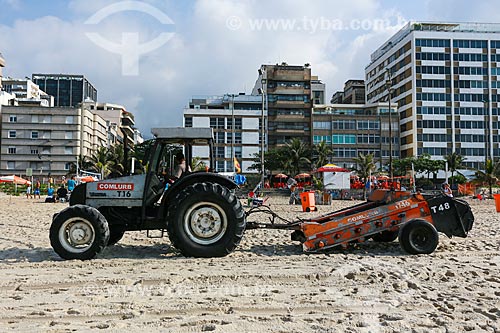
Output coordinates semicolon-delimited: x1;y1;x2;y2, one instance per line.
312;141;333;169
474;159;500;198
284;138;311;176
353;153;376;198
89;146;113;179
191;156;207;172
444;152;465;187
108;144;126;178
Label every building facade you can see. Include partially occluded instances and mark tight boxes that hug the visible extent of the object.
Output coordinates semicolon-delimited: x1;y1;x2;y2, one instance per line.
311;76;326;104
184;94;264;173
343;80;366;104
330;79;365;104
32;74;97;107
0;105;107;177
0;52;5;89
86;102;137;148
366;21;500;169
2;77;54;107
312;103;399;169
253;64;312;149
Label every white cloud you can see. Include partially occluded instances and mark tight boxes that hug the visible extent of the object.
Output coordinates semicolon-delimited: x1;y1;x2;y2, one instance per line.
1;0;497;135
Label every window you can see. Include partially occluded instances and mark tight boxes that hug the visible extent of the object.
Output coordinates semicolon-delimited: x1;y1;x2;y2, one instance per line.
235;146;242;158
216;147;225;158
31;131;39;139
65;147;72;155
215;132;224;144
42;115;52;123
65;162;72;170
65;116;74;124
234;118;242;130
7;161;15;169
8;147;16;154
234;133;242;144
332;134;356;144
32;115;39;123
185;117;193;127
31;148;39;155
313;121;331;129
8;130;17;138
9;115;17;122
65;132;73;140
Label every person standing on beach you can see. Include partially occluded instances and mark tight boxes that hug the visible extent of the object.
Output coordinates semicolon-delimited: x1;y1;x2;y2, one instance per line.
33;180;41;199
26;184;32;199
67;176;76;193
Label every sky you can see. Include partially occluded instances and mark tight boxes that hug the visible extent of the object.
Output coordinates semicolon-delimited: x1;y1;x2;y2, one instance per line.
1;0;499;137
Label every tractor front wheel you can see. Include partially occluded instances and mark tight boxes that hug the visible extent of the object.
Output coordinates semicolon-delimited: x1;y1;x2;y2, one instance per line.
167;183;246;257
399;220;438;255
49;205;109;260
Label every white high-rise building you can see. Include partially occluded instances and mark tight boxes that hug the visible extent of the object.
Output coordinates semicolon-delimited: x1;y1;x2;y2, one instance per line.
183;94;264;173
366;22;500;169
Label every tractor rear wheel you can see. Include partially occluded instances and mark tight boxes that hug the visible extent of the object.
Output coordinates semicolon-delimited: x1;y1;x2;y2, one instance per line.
372;230;398;242
50;205;109;260
399;220;438;255
167;183;246;257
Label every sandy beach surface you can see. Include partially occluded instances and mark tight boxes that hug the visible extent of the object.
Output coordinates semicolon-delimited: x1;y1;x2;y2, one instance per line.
0;192;499;332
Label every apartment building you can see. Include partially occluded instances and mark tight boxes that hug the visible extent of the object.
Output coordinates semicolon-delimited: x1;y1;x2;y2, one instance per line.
86;102;138;147
366;21;500;169
330;79;366;104
183;94;264;173
253;63;312;148
32;74;97;107
312;103;399;169
2;77;54;107
0;105;107;177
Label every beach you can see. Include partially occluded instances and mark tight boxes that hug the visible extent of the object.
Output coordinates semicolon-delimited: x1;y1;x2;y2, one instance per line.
0;193;499;332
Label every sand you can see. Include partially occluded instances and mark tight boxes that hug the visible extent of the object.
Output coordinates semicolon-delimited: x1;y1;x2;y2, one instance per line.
0;193;499;332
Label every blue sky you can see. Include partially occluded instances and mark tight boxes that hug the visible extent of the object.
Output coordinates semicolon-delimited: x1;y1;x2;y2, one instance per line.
1;0;499;136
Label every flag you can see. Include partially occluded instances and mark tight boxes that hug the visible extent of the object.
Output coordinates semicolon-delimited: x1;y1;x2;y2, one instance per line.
234;157;241;173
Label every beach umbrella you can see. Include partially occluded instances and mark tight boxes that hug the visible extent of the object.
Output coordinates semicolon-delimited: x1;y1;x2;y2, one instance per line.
0;175;31;185
77;175;97;183
316;164;349;172
274;173;288;178
294;173;311;179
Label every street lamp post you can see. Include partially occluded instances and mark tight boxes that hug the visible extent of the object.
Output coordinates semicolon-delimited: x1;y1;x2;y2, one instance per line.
386;70;394;181
260;67;266;189
230;94;235;173
482;99;489;168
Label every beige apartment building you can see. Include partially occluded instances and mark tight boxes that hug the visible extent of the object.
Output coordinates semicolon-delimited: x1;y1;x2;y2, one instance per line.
0;105;107;178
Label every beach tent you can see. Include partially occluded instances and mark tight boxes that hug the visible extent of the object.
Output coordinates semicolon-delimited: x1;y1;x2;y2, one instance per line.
0;175;31;185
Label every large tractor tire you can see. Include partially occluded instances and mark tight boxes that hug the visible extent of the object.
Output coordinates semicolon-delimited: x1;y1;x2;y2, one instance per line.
399;219;439;255
49;205;110;260
167;183;246;257
372;230;398;242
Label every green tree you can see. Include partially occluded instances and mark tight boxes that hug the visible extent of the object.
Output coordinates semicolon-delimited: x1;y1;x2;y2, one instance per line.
353;153;376;198
474;159;500;198
108;144;127;178
284;138;311;176
312;141;333;169
444;152;465;187
191;156;207;172
248;148;287;176
89;146;113;179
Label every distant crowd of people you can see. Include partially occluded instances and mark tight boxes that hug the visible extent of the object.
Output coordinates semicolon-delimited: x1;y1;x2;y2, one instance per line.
25;175;77;203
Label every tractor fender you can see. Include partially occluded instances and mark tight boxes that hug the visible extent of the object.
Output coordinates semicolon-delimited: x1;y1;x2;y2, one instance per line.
162;172;238;204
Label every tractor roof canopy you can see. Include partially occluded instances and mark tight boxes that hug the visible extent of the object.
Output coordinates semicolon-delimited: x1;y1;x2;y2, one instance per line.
151;127;214;145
